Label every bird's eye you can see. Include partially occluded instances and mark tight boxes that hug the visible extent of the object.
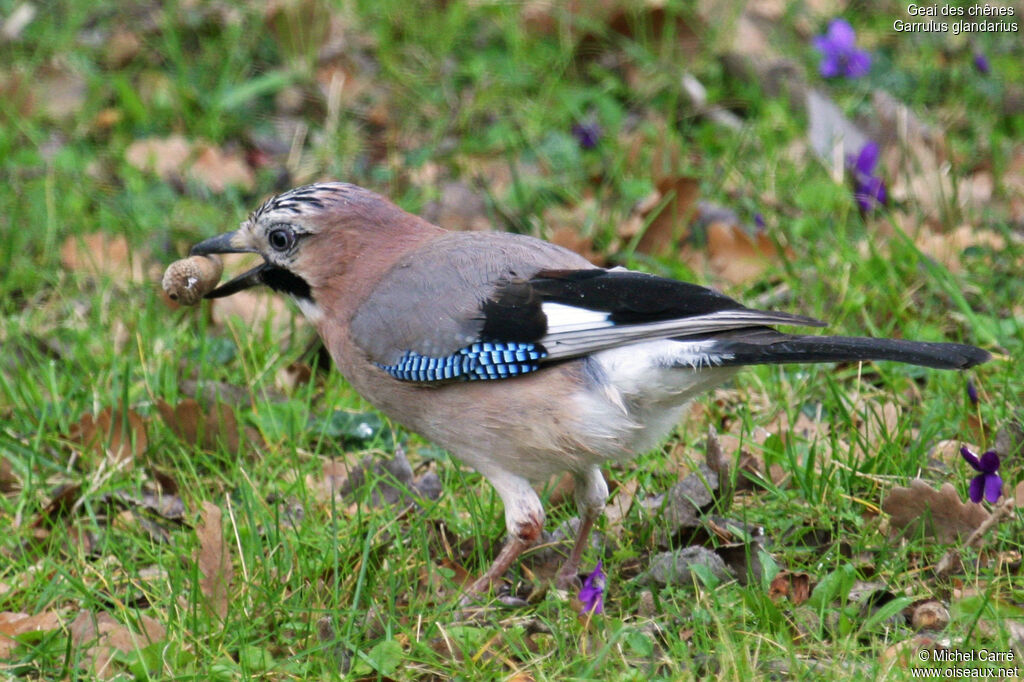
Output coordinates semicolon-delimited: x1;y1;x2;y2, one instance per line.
268;226;295;252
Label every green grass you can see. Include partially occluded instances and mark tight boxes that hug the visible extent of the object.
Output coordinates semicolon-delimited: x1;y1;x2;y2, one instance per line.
1;0;1022;679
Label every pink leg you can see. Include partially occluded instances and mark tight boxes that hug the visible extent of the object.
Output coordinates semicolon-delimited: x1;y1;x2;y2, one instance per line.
461;471;544;604
555;466;608;590
463;534;535;601
555;507;600;590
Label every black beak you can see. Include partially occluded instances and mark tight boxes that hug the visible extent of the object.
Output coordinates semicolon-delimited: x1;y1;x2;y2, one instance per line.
190;230;257;257
189;230;268;299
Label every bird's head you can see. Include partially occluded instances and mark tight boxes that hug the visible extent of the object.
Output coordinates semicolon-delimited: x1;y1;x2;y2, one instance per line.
190;182;443;319
189;182;356;303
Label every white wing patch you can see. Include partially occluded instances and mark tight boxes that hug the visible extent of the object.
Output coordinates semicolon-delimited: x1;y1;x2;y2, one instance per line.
542;302;612;332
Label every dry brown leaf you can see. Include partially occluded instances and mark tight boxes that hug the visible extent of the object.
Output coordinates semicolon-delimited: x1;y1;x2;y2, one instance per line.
705;221;788;286
635;176;700;257
60;232;148;284
768;570;812;605
126;136;253;194
766;407;832;448
0;455;18;492
195;501;233;621
545;471;576;509
104;28;142;68
929;439;968;469
66;405;148;468
69;610;166;680
307;458;356;504
188;144;255;192
0;70;34;118
880;634;941;670
276;361;313;393
881;480;990;543
32;482;81;528
875;91;994;224
856;401;901;451
604;478;639;539
549;225;605;266
210;288;299;336
911;224;1007;274
125;135;193;180
0;611;61;659
975;617;1024;656
156;398;243;453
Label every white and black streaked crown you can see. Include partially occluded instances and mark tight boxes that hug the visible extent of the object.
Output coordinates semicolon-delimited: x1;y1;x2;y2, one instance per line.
248;182;357;223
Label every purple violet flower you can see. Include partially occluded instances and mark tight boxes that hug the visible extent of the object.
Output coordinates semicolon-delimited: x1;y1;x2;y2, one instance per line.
578;561;605;615
813;19;872;79
572;121;602;150
973;53;991;75
966;379;979;405
847;141;887;213
960;446;1002;504
754;213;766;231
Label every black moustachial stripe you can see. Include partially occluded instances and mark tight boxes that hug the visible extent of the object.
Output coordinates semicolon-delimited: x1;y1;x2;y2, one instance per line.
260;265;312;300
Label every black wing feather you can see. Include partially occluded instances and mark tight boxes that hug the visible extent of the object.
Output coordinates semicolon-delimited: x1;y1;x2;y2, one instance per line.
528;269;746;323
479;268;823;347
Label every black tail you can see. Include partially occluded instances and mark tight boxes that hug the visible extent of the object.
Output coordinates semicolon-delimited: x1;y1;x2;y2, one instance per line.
711;329;990;370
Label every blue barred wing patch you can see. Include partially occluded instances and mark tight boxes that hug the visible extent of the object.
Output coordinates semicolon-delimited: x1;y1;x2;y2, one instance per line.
378;342;547;382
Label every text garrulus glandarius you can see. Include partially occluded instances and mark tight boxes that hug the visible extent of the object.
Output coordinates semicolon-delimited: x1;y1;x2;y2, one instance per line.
189;182;989;599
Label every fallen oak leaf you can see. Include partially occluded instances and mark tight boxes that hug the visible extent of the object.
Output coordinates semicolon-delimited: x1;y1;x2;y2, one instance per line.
0;611;62;659
881;480;989;543
66;405;148;469
124;135;193;182
126;135;255;193
603;478;639;540
0;456;18;492
60;232;149;284
210;288;301;338
194;501;233;621
187;144;255;192
156;398;253;453
769;570;813;605
69;610;166;680
705;220;790;286
634;176;700;257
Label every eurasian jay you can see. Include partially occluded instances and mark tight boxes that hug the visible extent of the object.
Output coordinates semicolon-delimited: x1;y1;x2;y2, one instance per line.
188;182;989;598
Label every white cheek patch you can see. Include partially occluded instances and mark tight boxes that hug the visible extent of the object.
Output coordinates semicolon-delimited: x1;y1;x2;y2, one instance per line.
542;302;612;332
294;297;324;324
